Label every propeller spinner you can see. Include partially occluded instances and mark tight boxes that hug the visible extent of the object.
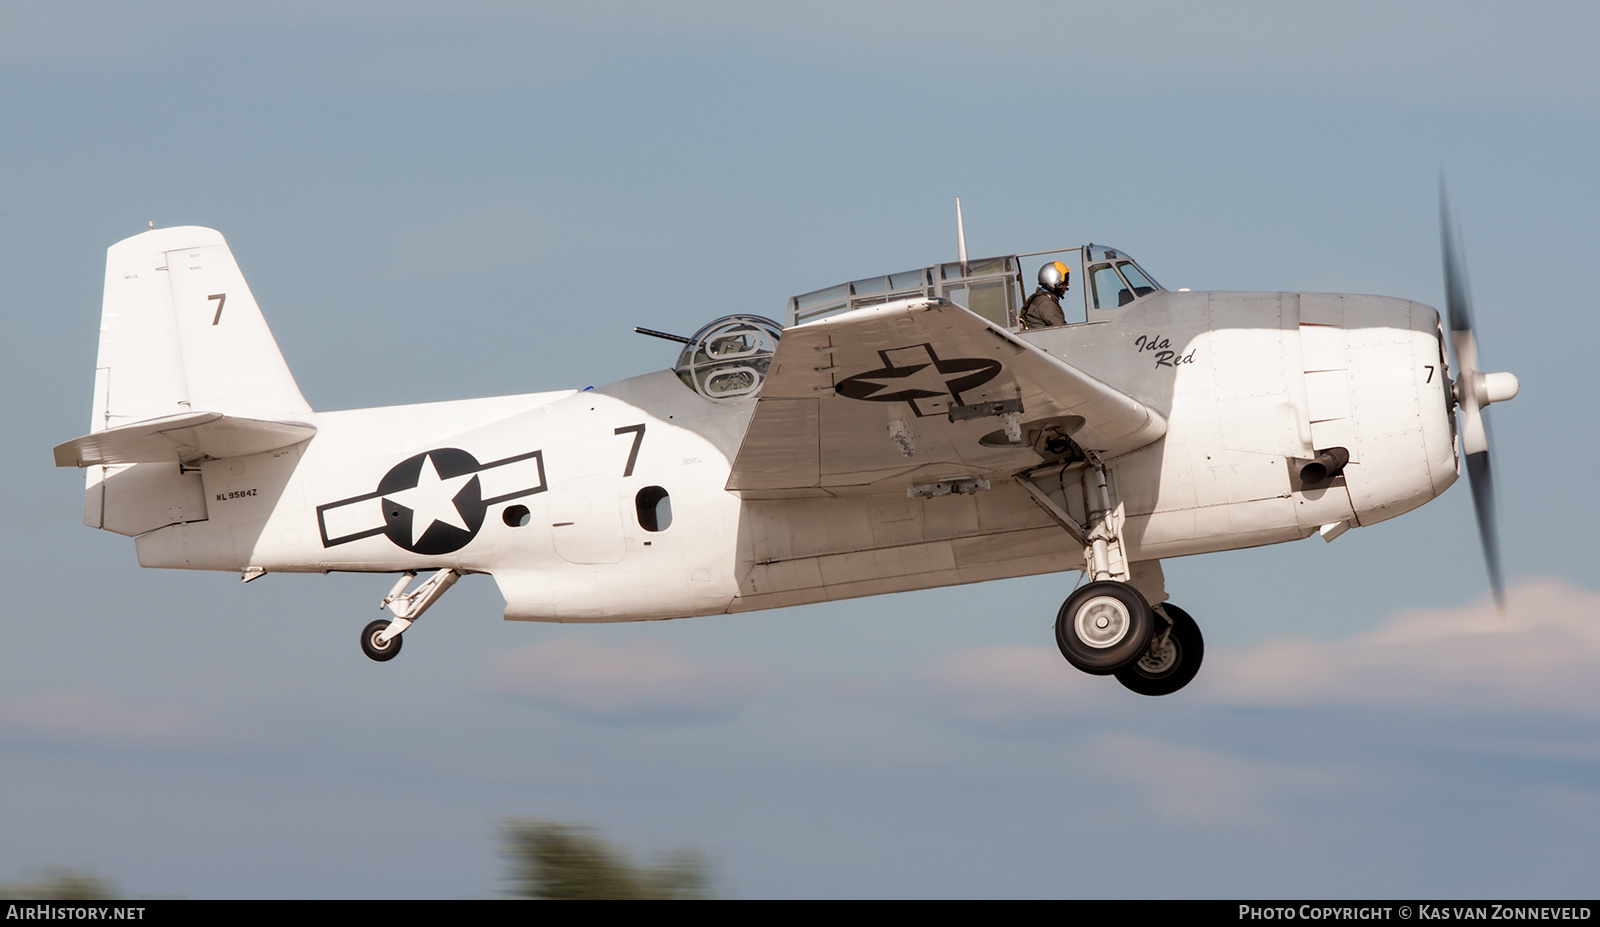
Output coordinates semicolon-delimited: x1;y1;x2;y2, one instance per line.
1439;185;1520;610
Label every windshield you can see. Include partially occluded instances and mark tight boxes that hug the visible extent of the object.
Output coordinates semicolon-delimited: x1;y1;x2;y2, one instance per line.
1089;260;1161;310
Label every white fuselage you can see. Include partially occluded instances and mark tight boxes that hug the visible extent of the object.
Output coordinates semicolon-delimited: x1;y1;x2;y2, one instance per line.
130;289;1457;623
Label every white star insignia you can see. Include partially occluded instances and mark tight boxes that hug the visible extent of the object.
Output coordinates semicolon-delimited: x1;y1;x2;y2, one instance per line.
384;454;473;546
852;363;956;398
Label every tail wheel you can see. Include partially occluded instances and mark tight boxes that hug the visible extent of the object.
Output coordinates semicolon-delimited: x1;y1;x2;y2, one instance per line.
361;619;403;662
1055;581;1153;675
1116;603;1204;696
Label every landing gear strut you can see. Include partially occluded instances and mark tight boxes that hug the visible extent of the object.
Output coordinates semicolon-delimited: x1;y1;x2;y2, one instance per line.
1024;454;1207;695
360;568;458;662
1042;454;1153;675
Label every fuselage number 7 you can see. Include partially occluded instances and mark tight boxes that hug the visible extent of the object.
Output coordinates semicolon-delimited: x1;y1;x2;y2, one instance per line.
614;424;645;477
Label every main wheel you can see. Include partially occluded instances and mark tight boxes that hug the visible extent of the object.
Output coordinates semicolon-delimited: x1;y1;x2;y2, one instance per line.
1116;603;1204;696
361;619;403;662
1055;581;1154;675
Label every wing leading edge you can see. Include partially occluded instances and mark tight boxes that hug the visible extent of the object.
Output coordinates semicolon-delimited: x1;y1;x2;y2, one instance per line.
726;298;1166;497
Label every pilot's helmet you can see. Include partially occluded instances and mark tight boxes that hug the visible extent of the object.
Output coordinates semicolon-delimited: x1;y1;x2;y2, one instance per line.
1039;260;1070;294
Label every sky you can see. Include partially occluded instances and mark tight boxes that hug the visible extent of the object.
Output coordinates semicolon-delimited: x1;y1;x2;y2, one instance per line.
2;1;1598;899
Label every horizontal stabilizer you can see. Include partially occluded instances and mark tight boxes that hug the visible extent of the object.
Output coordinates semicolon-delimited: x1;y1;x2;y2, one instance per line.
54;411;316;468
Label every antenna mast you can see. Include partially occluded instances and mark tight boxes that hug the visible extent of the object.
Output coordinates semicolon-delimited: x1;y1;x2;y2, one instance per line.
955;197;969;273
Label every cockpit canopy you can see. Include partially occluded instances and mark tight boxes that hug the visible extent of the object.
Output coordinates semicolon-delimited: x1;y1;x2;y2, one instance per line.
673;314;783;401
1083;244;1163;314
786;244;1163;330
671;245;1161;400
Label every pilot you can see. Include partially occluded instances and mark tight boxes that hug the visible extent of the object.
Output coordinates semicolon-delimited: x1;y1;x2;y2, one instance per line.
1021;261;1070;328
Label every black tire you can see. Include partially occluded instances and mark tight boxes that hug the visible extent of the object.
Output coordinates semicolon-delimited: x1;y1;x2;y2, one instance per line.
1055;581;1154;675
1116;603;1204;696
361;619;403;662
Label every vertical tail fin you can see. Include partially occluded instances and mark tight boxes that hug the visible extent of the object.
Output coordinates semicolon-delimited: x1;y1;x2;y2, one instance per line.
92;225;312;431
70;226;314;536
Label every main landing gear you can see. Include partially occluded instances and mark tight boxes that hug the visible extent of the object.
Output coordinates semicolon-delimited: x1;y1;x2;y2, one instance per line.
360;568;458;662
1025;454;1206;696
1053;582;1204;696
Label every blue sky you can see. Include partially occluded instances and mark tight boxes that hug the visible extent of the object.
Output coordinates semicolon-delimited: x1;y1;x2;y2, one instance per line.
2;1;1597;898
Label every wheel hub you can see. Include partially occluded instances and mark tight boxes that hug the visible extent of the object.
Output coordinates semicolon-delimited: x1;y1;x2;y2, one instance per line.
1075;596;1131;649
1134;636;1177;675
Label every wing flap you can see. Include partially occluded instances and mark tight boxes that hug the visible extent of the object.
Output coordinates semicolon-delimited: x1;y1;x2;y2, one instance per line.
54;411;317;467
727;298;1165;495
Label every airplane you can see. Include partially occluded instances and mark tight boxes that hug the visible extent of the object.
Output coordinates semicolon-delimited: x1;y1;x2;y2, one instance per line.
53;195;1518;696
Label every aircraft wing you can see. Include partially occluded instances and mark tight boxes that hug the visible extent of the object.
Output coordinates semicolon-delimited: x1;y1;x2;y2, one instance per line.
726;298;1166;496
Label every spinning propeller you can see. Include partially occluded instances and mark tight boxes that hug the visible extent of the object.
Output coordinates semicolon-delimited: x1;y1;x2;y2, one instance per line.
1439;184;1520;610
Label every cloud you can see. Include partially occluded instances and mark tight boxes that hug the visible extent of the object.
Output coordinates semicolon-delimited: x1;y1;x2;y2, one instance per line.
920;650;1365;826
1211;579;1600;713
0;692;202;747
1083;733;1355;828
920;644;1126;732
921;580;1600;726
484;638;769;723
916;582;1600;833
